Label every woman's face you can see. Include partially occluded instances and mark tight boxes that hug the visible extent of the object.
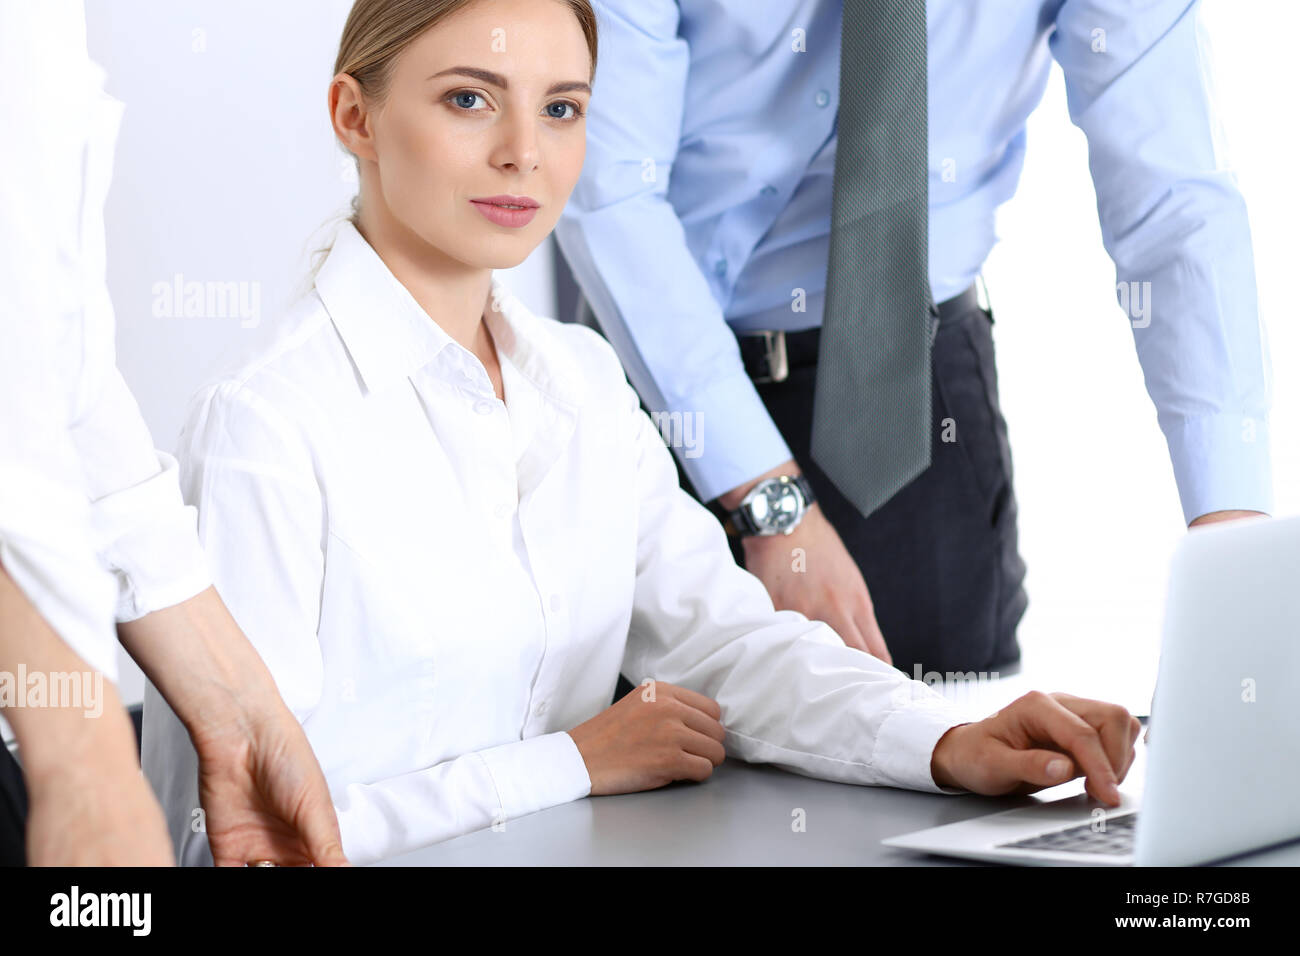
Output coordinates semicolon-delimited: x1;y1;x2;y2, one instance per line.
341;0;592;269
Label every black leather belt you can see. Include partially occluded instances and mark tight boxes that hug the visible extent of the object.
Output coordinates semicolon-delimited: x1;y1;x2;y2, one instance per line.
737;282;985;384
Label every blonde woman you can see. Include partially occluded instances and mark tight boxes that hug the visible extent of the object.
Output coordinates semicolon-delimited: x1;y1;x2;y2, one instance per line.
143;0;1141;865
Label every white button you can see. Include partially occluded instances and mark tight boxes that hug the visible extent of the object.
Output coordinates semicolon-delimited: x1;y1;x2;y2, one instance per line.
814;89;830;108
494;503;510;519
534;700;549;716
473;399;495;415
549;594;563;613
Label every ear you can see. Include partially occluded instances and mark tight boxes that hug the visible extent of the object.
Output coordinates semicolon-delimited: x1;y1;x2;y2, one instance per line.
329;73;377;163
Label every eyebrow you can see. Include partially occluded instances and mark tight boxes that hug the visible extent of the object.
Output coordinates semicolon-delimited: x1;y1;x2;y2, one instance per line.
428;66;591;96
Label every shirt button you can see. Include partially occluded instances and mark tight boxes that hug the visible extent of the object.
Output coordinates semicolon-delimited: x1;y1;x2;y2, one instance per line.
761;185;777;197
549;594;563;613
714;258;727;277
473;399;494;415
535;700;549;716
815;89;831;108
494;503;510;519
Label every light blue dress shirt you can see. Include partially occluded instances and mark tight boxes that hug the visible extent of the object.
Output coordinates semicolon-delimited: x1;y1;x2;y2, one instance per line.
554;0;1272;523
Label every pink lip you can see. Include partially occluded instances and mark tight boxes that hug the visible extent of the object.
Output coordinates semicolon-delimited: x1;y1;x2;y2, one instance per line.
470;195;539;228
474;194;539;208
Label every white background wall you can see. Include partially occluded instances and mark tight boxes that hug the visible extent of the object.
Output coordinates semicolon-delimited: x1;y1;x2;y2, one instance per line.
74;1;1295;717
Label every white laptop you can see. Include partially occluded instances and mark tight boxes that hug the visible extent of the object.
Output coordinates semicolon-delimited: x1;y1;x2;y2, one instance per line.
883;513;1300;866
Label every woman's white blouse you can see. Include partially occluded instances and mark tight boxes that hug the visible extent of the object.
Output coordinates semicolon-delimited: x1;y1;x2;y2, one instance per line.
143;221;968;865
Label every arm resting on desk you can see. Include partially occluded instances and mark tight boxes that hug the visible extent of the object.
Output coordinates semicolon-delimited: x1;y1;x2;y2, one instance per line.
615;374;970;793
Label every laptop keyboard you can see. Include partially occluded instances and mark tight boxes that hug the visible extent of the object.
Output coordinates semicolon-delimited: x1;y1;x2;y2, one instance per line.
996;812;1138;856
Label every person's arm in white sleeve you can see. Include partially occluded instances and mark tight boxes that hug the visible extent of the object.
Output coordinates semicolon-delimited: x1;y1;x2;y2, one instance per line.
608;363;970;793
179;384;589;865
0;0;120;679
1;0;346;866
600;333;1145;804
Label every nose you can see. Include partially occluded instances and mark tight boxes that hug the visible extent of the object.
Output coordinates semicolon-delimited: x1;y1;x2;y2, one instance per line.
490;108;540;174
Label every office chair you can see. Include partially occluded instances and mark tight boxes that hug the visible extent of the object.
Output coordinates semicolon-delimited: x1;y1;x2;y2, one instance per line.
128;701;143;751
0;739;26;866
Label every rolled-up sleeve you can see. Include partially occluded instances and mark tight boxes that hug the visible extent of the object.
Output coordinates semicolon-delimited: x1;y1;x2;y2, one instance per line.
2;0;210;643
71;368;211;622
61;49;211;621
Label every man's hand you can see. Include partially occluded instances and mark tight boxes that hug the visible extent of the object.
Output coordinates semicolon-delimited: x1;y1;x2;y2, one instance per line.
930;691;1142;805
188;702;349;867
721;461;890;663
119;587;347;866
1189;509;1267;528
567;681;727;795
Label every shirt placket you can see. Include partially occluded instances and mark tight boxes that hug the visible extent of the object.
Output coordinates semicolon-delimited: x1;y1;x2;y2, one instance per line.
704;52;839;312
454;364;517;524
451;345;564;733
503;362;569;734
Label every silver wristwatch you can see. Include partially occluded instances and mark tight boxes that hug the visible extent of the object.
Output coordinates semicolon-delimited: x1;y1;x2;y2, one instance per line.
724;475;817;537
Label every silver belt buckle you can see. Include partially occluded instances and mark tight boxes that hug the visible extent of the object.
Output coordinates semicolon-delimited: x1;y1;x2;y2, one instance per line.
752;329;789;384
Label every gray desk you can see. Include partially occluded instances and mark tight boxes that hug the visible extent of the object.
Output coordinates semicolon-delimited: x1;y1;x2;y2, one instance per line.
377;744;1300;866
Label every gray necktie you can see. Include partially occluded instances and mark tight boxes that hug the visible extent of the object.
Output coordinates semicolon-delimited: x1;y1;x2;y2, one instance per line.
811;0;933;518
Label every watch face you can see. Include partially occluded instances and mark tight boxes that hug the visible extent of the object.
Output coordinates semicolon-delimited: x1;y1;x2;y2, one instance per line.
749;478;803;534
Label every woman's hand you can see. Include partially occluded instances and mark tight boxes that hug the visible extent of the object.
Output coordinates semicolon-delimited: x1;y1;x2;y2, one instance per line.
930;691;1143;804
566;681;727;795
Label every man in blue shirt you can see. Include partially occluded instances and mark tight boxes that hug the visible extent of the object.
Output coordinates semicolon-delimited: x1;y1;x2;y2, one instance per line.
555;0;1270;674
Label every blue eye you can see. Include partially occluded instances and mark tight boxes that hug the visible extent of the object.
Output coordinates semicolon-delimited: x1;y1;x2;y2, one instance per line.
450;91;487;110
546;101;583;120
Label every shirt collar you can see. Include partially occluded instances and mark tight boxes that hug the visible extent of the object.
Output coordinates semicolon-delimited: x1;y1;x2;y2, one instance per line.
314;220;587;409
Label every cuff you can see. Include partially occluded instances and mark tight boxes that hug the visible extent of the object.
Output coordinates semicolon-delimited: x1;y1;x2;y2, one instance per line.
88;452;212;622
477;731;592;822
1162;411;1273;524
872;689;973;794
678;368;794;503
